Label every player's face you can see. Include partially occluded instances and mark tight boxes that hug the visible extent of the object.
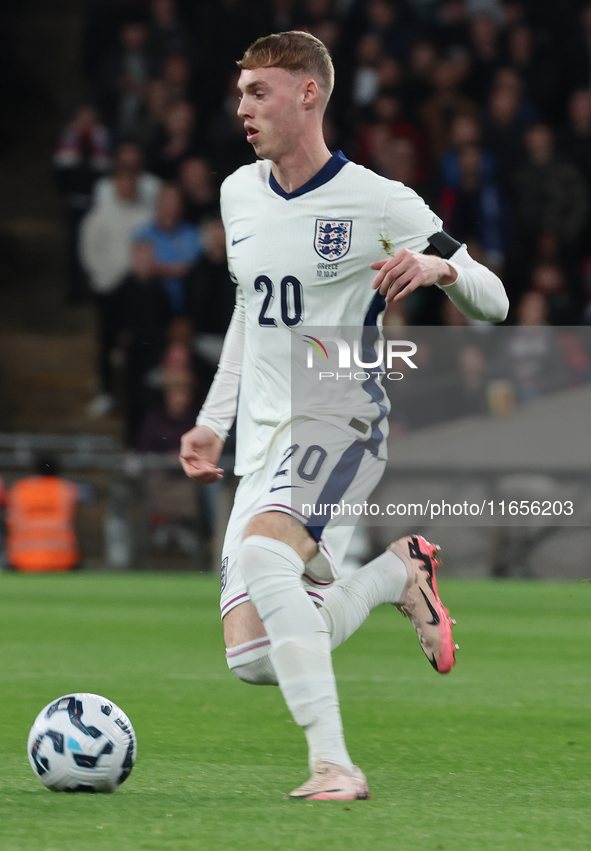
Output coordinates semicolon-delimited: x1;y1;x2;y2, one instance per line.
237;67;305;161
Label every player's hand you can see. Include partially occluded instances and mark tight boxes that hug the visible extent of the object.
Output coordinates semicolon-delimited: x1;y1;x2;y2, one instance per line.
370;249;457;303
179;425;224;484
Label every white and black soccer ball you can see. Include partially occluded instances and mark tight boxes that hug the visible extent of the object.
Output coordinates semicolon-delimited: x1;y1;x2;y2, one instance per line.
27;693;137;793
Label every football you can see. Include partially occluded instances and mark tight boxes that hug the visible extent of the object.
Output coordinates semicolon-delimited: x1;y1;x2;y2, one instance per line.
27;693;137;793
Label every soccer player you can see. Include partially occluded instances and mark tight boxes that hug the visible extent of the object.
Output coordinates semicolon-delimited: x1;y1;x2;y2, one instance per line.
180;31;508;800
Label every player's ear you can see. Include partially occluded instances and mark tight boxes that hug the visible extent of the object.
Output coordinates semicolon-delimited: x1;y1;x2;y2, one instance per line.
301;77;320;109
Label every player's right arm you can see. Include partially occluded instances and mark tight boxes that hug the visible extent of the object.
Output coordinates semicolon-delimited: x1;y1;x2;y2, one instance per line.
179;288;245;483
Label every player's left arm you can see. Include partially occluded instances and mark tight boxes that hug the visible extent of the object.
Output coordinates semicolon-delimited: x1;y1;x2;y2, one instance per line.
372;187;509;323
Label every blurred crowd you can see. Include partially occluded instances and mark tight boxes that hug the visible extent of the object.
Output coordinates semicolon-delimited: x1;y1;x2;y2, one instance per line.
52;0;591;449
384;325;591;434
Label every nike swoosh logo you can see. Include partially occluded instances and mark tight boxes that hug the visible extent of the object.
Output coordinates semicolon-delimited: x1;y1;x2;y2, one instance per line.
231;235;254;246
420;587;440;626
269;485;303;492
262;605;284;622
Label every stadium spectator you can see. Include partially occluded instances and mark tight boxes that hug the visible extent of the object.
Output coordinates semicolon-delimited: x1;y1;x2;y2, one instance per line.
438;143;505;268
506;23;558;120
529;262;575;326
491;67;538;124
299;0;334;30
5;455;80;573
365;0;417;63
481;84;529;190
435;0;470;51
148;0;192;62
419;58;478;162
80;169;151;417
399;39;437;122
165;315;194;350
351;33;384;109
376;135;423;190
139;320;196;420
179;158;218;224
82;0;147;84
512;124;587;258
119;240;171;444
147;100;201;180
92;140;162;210
158;54;194;105
138;367;206;558
321;106;347;154
185;216;233;335
465;13;503;102
355;89;428;182
375;55;403;94
134;184;202;315
438;113;495;187
54;104;110;302
54;104;111;181
562;2;591;94
96;20;154;138
137;368;199;453
208;72;256;176
450;342;489;418
466;0;505;23
558;90;591;194
132;77;171;149
556;329;591;386
268;0;297;32
191;0;265;121
307;18;341;56
185;216;235;387
507;290;568;401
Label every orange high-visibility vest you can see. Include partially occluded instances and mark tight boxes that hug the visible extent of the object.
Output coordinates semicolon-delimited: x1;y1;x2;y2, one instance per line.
6;476;80;572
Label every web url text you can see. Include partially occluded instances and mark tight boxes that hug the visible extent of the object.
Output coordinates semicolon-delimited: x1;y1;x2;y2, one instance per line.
301;500;575;520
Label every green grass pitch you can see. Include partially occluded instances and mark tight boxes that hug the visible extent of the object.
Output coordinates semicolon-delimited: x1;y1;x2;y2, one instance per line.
0;571;589;851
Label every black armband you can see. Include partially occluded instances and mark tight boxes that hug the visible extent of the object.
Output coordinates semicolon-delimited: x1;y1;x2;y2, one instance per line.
422;231;462;259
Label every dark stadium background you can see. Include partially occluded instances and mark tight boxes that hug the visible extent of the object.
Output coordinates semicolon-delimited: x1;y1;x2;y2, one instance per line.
0;0;590;577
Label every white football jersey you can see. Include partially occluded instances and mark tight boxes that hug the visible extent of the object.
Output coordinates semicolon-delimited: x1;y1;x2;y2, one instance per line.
221;151;443;475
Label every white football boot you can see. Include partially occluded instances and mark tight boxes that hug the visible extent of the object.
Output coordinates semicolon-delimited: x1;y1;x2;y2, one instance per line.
289;761;370;801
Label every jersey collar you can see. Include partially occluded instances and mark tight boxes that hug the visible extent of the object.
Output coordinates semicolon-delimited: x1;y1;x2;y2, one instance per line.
268;151;349;200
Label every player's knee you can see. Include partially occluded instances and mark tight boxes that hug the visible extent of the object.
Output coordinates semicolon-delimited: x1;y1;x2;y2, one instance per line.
238;536;306;595
222;600;266;648
243;512;318;563
228;656;278;686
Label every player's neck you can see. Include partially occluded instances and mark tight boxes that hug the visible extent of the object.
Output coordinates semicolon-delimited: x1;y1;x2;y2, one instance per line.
270;138;332;194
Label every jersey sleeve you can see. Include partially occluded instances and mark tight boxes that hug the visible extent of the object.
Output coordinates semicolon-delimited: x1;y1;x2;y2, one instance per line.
382;182;509;323
437;244;509;323
381;182;443;254
195;287;244;442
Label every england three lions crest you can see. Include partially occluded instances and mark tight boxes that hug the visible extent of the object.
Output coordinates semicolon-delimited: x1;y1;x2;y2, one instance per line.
314;219;352;261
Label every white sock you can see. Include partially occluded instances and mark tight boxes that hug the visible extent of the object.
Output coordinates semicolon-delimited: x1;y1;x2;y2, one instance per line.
319;550;409;650
238;535;353;772
226;637;277;685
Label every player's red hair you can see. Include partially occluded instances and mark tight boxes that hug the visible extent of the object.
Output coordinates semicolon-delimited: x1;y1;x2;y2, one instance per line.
237;31;334;105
